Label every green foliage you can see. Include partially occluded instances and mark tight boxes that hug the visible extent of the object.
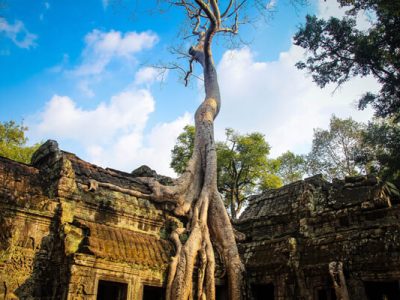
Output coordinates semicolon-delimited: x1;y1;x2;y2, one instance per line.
294;0;400;121
307;116;365;180
304;115;400;188
170;125;195;174
217;129;281;219
0;121;40;164
259;159;283;190
171;126;281;219
356;118;400;186
276;151;306;185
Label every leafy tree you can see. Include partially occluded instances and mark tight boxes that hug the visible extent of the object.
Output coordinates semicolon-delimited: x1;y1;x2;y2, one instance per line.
307;115;365;180
276;151;306;184
294;0;400;121
171;126;281;220
216;129;281;220
0;121;39;164
357;118;400;186
170;125;195;174
259;159;283;190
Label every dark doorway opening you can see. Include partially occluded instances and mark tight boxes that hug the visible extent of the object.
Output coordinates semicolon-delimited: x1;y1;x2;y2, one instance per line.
252;283;274;300
364;281;400;300
143;285;165;300
96;280;128;300
216;285;228;300
317;288;337;300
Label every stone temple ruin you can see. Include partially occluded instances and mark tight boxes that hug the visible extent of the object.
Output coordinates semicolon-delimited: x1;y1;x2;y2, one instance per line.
0;140;399;299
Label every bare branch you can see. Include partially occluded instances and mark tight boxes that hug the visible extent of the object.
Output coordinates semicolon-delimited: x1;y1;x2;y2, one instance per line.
192;9;202;35
226;0;247;19
194;0;217;25
210;0;221;27
184;58;195;86
217;13;239;34
220;0;234;18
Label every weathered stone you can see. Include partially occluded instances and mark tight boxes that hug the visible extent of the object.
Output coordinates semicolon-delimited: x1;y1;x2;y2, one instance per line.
236;175;400;299
0;140;175;300
1;140;399;299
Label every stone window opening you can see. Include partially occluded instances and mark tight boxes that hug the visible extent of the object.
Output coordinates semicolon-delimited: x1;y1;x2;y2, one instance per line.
364;280;400;300
315;287;337;300
142;285;165;300
251;283;274;300
96;279;128;300
216;284;228;300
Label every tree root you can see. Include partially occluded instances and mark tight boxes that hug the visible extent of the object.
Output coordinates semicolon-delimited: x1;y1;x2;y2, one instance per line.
106;77;244;299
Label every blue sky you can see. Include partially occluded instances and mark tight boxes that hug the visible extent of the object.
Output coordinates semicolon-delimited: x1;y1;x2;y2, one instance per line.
0;0;378;176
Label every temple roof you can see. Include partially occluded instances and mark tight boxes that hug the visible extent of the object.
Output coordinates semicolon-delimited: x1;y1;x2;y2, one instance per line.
79;220;173;269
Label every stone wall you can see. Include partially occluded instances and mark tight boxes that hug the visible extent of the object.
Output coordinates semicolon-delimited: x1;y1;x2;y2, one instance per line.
0;141;177;300
1;141;399;300
236;175;400;299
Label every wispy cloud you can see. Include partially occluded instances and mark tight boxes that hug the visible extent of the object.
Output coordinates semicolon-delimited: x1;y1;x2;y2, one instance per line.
134;67;168;86
72;29;158;76
0;18;37;49
102;0;109;9
266;0;277;10
40;2;51;21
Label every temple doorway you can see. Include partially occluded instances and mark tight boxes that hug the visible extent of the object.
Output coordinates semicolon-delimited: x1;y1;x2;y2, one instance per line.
252;283;275;300
364;281;400;300
96;280;128;300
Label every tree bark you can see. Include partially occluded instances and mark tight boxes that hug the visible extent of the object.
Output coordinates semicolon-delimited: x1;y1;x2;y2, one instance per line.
132;1;245;298
134;19;244;300
329;261;350;300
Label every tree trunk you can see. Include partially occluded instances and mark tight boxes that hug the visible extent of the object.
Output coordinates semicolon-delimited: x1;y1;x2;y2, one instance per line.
230;190;237;220
329;261;350;300
136;27;244;300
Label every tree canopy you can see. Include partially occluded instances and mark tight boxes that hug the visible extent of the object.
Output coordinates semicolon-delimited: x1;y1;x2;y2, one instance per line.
0;121;39;164
275;151;306;185
216;129;281;219
306;115;365;180
170;125;195;175
304;115;399;188
171;125;281;220
294;0;400;121
357;118;400;186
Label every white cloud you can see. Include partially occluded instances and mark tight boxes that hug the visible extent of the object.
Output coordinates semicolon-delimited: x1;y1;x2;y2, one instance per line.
216;46;379;157
77;80;95;98
48;53;69;73
0;18;37;49
34;89;154;144
97;112;193;176
72;29;158;76
134;67;167;86
30;86;192;176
